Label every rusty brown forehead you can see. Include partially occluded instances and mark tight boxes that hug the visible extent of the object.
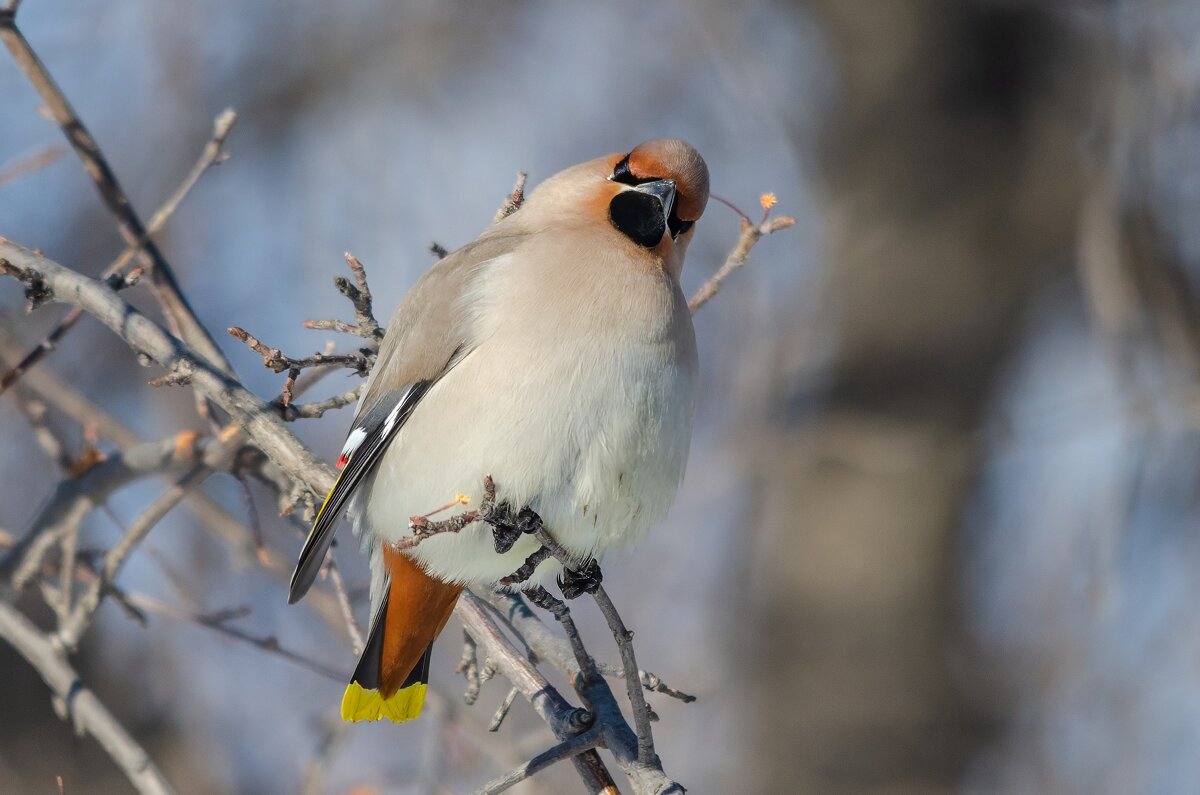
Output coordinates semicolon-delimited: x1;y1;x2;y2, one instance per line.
612;140;710;222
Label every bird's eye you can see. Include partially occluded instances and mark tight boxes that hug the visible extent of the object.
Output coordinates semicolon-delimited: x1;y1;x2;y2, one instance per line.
609;191;666;247
668;212;692;239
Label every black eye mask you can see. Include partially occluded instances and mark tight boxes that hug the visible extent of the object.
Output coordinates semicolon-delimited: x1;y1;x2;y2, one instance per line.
612;155;691;240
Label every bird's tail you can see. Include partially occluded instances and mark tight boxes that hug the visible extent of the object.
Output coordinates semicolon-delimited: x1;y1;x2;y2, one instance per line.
341;546;462;722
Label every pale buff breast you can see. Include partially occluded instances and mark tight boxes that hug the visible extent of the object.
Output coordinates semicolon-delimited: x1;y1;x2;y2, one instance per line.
358;235;697;586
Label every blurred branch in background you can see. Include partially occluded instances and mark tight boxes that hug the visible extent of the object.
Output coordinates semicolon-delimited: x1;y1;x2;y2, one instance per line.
740;0;1085;791
0;108;236;398
0;5;235;388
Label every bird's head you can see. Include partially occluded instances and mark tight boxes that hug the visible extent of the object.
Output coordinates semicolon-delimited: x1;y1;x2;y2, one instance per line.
521;139;710;279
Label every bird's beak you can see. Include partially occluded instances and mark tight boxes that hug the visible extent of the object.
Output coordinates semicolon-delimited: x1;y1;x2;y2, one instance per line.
629;179;676;223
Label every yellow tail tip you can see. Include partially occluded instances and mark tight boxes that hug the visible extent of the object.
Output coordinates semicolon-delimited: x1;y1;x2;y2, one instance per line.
341;681;427;723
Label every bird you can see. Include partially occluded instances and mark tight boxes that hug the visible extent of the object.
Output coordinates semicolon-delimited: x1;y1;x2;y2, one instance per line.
287;139;710;723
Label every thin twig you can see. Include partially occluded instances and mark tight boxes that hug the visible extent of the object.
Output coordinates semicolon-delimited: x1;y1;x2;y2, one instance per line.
123;592;344;682
229;252;381;407
687;212;796;314
472;725;604;795
457;630;483;705
455;592;614;792
592;585;656;767
1;430;215;591
494;171;528;222
486;592;695;702
398;506;481;550
0;240;337;502
228;326;369;376
0;143;64;187
0;109;237;397
337;252;383;342
488;687;520;732
280;383;365;420
326;554;364;655
0;14;234;372
56;463;212;649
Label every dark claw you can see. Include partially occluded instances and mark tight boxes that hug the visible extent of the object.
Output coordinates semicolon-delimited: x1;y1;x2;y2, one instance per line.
483;503;543;554
515;507;543;535
558;559;603;599
491;522;521;554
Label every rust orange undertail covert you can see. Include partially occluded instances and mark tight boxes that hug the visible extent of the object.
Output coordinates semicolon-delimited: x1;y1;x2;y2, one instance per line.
340;549;462;722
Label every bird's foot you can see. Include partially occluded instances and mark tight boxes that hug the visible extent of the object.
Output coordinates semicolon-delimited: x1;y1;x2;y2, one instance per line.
477;475;545;554
558;559;603;599
499;545;552;587
482;504;542;553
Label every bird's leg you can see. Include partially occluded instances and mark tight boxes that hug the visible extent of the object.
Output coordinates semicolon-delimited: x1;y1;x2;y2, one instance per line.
476;476;545;554
481;504;541;554
558;559;604;600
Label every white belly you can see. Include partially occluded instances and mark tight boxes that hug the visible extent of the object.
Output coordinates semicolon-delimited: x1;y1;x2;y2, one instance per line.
358;258;696;586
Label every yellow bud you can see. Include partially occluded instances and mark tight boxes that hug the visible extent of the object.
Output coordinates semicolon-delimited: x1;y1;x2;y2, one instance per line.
760;192;778;211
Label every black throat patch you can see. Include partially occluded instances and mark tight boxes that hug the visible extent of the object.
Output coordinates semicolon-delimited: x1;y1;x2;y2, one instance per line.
609;190;666;248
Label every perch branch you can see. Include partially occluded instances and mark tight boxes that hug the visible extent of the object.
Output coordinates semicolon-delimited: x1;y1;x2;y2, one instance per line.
455;591;617;793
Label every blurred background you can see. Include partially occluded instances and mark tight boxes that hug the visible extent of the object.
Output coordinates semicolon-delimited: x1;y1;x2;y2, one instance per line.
1;0;1198;792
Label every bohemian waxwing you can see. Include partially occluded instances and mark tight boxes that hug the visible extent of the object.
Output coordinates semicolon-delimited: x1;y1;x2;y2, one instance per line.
288;139;710;722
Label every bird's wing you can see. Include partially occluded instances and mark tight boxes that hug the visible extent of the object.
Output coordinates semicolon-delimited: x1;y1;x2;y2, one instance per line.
288;231;523;603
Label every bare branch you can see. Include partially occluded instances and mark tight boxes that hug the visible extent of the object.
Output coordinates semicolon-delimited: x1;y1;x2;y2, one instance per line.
325;555;365;655
0;602;175;795
1;431;218;591
488;686;520;732
455;591;616;793
591;585;656;766
0;15;234;376
457;630;483;704
0;108;237;397
473;725;603;795
688;212;796;314
280;383;365;420
122;592;345;682
494;171;528;222
229;252;381;408
56;463;212;649
0;143;64;187
337;252;383;342
0;239;336;502
485;592;694;702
